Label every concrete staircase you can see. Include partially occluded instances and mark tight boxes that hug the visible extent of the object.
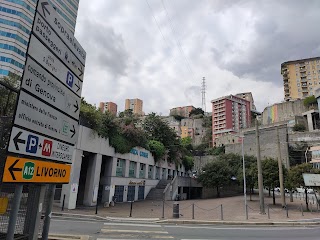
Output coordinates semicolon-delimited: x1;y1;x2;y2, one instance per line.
146;179;171;200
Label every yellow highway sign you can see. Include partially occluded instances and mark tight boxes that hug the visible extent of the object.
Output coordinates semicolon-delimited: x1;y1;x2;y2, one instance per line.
2;156;71;183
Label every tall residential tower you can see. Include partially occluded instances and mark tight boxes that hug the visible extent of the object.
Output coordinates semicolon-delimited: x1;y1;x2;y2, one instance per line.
0;0;80;77
211;95;251;144
281;57;320;101
125;98;143;116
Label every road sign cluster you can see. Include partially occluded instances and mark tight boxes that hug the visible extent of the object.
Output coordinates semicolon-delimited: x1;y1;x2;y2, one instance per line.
3;0;86;184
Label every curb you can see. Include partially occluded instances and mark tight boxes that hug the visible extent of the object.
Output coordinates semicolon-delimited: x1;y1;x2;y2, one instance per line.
52;212;106;221
49;234;89;240
52;212;320;226
106;216;160;222
156;219;320;226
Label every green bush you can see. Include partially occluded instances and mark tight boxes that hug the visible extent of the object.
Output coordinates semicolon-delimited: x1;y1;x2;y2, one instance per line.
292;123;306;132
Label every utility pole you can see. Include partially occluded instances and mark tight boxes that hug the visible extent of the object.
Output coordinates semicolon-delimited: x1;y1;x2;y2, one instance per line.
255;119;265;214
277;127;286;208
201;77;206;113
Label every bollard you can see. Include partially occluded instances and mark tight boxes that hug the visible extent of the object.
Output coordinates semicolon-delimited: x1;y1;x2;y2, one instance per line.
191;203;194;219
220;204;223;221
285;204;288;218
310;203;312;213
245;204;248;220
301;203;304;216
162;200;165;218
61;194;66;211
267;205;270;219
299;193;301;200
312;197;314;204
173;202;179;218
95;201;98;215
129;201;133;217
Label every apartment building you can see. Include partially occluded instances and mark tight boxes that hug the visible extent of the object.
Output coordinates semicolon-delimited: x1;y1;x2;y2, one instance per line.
125;98;143;116
169;106;195;118
99;101;117;116
0;0;80;77
211;95;251;144
281;57;320;101
235;92;256;111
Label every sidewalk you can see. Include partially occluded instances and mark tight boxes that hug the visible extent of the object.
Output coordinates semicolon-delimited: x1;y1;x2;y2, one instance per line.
52;193;320;224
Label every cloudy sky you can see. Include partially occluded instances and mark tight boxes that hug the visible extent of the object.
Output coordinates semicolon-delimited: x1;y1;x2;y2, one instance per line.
74;0;320;114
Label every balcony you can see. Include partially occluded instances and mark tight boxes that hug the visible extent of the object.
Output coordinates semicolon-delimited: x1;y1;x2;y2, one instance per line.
302;88;309;93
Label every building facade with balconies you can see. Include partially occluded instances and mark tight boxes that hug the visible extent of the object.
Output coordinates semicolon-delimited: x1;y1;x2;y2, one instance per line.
211;95;251;145
99;101;118;116
281;57;320;101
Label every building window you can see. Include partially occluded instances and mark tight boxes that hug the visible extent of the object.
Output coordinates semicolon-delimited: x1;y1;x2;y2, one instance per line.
116;159;125;177
148;166;153;179
139;164;145;178
297;83;300;87
129;161;136;178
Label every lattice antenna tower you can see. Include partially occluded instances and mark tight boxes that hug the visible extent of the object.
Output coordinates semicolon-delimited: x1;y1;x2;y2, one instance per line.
201;77;206;113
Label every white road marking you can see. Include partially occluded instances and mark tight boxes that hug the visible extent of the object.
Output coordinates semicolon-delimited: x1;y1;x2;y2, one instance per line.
165;225;320;231
103;222;162;227
101;229;168;234
52;219;99;224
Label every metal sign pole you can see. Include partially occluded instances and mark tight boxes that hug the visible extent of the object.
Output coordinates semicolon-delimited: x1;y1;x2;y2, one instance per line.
6;184;23;240
42;184;56;240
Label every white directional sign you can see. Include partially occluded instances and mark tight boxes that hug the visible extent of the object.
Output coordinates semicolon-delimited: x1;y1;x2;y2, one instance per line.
8;127;74;164
28;35;83;96
22;57;80;120
37;0;86;65
14;91;78;145
32;13;85;80
6;0;85;172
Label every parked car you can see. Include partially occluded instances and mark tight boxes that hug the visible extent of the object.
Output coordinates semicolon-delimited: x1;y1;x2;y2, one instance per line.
296;187;316;194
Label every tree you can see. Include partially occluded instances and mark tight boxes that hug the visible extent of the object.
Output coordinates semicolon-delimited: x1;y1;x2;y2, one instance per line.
303;96;317;108
197;160;232;197
79;97;102;131
286;163;320;210
142;113;181;163
189;108;204;117
182;155;194;171
262;158;281;205
147;140;166;162
206;146;225;155
292;123;306;132
0;74;20;117
181;137;193;150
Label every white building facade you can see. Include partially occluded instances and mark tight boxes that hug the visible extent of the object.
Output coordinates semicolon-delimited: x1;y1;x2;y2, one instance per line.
60;126;187;209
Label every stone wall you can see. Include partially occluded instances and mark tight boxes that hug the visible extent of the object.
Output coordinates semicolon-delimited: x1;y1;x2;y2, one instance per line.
261;100;308;125
225;124;290;168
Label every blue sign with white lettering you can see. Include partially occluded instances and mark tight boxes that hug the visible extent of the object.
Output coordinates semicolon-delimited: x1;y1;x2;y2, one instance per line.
66;71;74;88
26;135;39;153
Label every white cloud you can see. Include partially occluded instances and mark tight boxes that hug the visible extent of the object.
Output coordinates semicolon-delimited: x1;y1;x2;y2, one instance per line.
74;0;320;114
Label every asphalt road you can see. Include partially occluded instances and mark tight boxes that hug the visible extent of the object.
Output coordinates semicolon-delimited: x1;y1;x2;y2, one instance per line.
50;219;320;240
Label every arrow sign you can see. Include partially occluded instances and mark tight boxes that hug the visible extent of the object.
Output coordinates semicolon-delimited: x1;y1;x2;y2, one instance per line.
74;101;79;113
36;0;86;65
75;80;80;93
41;1;50;18
70;125;76;138
78;65;84;77
13;131;25;151
8;159;22;181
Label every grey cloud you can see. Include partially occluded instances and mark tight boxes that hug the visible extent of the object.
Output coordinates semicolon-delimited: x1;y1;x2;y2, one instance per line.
78;20;129;77
209;0;320;85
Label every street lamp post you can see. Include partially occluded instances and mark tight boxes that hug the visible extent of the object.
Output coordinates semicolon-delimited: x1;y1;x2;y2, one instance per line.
231;133;247;219
241;136;248;220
